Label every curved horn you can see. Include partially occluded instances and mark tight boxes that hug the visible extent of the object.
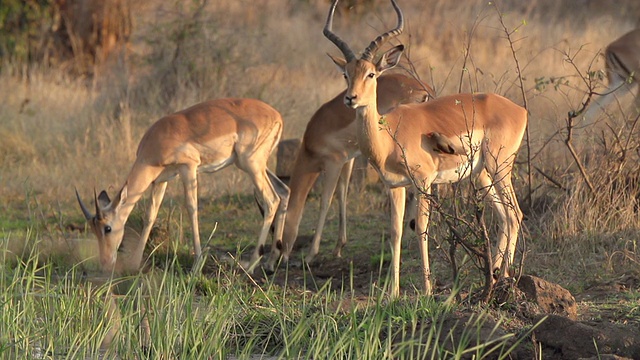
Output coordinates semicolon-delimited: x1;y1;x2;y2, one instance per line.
323;0;356;62
93;189;103;220
361;0;404;62
75;188;94;220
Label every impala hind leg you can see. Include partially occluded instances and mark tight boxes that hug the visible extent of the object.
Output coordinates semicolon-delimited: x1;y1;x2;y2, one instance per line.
306;160;349;264
265;169;290;264
246;167;281;273
493;175;522;277
477;169;522;278
413;186;432;296
178;165;202;264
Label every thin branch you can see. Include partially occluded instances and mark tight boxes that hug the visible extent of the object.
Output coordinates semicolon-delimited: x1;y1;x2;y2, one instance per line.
557;48;600;195
493;2;533;210
533;166;567;191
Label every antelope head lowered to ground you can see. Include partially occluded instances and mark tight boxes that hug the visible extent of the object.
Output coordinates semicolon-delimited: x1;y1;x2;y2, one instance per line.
77;98;290;349
76;98;290;275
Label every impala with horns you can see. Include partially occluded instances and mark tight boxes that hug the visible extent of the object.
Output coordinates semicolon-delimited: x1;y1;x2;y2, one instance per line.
77;98;289;274
323;0;527;297
583;28;640;126
266;73;433;270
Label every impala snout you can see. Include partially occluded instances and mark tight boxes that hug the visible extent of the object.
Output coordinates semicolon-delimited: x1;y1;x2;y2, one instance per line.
344;94;358;108
92;225;123;274
99;249;118;273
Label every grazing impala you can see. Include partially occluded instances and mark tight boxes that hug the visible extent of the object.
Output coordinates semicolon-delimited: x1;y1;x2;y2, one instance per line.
584;28;640;125
266;73;433;270
323;0;527;297
76;98;289;274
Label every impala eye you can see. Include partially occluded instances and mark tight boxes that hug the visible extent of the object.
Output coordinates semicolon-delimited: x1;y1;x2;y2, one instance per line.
342;73;347;79
104;225;112;234
367;73;375;78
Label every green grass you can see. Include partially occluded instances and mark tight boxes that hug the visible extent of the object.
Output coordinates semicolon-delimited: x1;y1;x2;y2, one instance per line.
1;229;533;359
2;177;638;357
1;171;639;358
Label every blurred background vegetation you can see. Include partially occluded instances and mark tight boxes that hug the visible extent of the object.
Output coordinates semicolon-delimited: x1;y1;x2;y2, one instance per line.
1;0;640;287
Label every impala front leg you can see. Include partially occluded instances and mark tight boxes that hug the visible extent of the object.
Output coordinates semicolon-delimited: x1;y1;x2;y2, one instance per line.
100;292;122;350
333;158;354;257
134;182;168;269
388;186;406;298
137;293;151;350
140;181;168;239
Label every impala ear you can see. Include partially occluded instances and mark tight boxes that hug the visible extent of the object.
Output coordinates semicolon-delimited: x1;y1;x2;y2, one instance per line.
97;190;111;209
376;44;404;73
113;184;128;211
327;53;347;72
96;185;128;213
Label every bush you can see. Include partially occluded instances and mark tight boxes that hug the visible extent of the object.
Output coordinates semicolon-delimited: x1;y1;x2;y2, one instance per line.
0;0;131;75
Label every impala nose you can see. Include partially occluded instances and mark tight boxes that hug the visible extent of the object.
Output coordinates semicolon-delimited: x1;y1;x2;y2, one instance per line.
344;94;357;108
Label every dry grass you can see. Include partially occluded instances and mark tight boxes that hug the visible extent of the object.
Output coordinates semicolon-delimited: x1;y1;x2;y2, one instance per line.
2;0;640;288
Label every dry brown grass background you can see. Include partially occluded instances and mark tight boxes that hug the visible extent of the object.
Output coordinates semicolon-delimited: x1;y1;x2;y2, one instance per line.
2;0;640;288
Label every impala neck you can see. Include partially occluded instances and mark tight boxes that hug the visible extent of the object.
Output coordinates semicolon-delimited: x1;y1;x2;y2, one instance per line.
114;165;158;274
115;226;148;275
355;101;390;165
116;175;149;229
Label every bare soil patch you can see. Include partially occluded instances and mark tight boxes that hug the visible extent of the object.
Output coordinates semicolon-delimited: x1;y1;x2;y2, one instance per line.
229;242;640;360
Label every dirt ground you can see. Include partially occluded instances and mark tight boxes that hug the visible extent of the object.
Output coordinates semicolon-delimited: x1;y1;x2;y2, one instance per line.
226;234;640;360
64;187;640;359
61;205;640;359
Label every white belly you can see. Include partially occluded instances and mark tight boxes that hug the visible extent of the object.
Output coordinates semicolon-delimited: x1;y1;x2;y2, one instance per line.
434;155;480;184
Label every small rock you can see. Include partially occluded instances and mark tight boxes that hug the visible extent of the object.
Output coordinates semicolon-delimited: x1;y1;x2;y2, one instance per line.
517;275;577;320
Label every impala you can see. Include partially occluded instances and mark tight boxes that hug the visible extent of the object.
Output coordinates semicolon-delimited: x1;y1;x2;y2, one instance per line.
323;0;527;297
266;73;433;269
584;28;640;125
76;98;289;274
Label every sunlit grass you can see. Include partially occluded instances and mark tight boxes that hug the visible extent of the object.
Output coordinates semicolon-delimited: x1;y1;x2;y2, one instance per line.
1;230;532;359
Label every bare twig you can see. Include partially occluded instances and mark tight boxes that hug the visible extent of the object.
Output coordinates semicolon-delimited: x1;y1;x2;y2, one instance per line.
561;49;598;195
492;3;533;209
533;166;567;191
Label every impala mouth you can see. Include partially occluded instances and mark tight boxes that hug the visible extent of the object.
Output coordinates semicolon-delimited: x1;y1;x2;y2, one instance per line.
100;252;118;274
344;98;361;109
